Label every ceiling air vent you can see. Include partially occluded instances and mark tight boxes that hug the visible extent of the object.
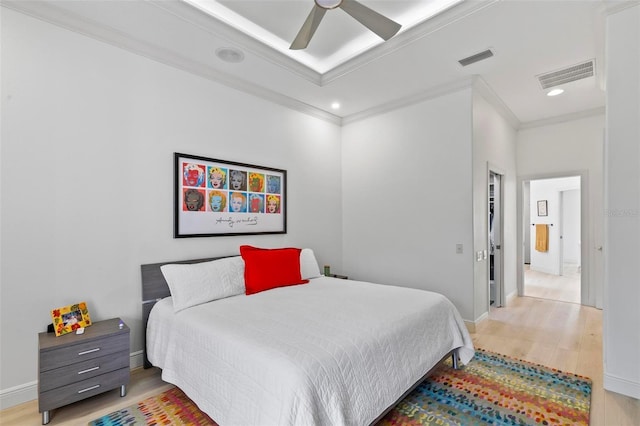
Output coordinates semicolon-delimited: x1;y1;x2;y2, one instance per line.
537;60;595;89
458;49;494;67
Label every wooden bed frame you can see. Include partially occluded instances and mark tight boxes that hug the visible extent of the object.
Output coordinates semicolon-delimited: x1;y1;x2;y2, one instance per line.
141;256;232;368
140;255;461;423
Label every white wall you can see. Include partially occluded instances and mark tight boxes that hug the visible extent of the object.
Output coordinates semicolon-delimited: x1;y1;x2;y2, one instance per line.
523;182;531;263
341;87;475;322
334;81;519;326
603;4;640;399
517;114;604;307
562;189;581;265
0;9;343;406
471;87;518;318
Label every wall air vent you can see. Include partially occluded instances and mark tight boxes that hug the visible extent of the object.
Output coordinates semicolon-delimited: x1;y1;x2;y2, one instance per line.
537;60;595;89
458;49;494;67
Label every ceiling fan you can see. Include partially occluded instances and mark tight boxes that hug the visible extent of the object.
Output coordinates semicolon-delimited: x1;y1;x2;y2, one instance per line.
290;0;402;50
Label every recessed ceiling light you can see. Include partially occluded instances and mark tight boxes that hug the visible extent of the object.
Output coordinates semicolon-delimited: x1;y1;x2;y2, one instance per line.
547;88;564;97
215;47;245;63
331;102;341;110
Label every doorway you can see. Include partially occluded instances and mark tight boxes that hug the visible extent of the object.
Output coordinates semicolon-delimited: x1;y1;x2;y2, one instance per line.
489;170;503;308
523;176;581;304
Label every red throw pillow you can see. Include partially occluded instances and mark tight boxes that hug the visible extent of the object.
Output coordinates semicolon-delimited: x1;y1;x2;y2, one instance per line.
240;245;309;295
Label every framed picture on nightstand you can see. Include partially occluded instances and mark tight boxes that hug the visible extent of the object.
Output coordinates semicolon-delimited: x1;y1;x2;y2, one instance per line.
50;302;92;336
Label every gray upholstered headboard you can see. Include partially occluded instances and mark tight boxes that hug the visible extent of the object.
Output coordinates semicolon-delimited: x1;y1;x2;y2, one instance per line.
141;256;232;368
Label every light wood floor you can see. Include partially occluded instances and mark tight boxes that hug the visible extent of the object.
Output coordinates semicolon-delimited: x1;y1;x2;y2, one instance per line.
2;297;639;425
0;367;173;426
475;297;640;426
524;262;581;304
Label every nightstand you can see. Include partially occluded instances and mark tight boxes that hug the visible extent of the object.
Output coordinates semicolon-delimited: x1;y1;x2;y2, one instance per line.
38;318;130;425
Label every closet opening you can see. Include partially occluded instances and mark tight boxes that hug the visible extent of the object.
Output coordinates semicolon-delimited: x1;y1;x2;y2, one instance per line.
489;170;503;308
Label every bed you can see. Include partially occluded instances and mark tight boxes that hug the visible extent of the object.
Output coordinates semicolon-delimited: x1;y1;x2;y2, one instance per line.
142;248;474;426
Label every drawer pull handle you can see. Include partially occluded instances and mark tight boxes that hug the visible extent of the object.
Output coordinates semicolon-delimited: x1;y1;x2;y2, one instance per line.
78;348;100;356
77;366;100;375
77;384;100;394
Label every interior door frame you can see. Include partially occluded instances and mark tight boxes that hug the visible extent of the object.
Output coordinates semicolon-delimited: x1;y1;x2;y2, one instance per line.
516;170;591;306
558;190;565;276
488;164;505;309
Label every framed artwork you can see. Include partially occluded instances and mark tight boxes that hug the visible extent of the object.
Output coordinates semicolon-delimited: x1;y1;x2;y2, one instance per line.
537;200;548;217
174;152;287;237
51;302;92;336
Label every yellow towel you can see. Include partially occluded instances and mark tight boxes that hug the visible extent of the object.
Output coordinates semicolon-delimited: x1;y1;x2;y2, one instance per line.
535;224;548;252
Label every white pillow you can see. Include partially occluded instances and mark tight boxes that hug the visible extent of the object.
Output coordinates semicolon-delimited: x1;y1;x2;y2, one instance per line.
300;248;321;279
161;256;245;312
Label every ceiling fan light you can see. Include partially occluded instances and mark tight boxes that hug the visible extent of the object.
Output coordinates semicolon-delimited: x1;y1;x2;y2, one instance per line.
315;0;342;10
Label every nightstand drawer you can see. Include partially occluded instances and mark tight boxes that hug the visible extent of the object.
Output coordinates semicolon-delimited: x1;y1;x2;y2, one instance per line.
39;351;129;392
40;332;129;372
38;367;129;412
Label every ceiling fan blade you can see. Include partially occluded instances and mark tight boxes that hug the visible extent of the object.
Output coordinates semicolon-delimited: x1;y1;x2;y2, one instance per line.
290;5;327;50
339;0;401;41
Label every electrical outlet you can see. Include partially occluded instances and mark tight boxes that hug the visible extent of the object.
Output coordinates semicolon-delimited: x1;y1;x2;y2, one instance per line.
456;244;463;254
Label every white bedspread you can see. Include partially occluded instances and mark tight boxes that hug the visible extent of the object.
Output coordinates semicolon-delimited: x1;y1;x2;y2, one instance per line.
147;277;474;426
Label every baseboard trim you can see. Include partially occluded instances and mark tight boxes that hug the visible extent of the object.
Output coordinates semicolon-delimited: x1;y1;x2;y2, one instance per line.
0;380;37;410
604;373;640;400
130;350;144;370
464;312;488;334
0;351;145;410
463;319;475;333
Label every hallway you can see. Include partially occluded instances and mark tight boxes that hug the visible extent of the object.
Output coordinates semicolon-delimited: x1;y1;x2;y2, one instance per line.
524;263;580;304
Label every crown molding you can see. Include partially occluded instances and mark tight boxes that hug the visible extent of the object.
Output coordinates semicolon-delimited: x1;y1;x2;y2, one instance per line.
152;0;499;87
518;106;606;130
342;77;474;125
150;0;322;85
6;0;600;130
342;75;522;128
1;1;341;126
160;0;497;87
472;76;521;130
603;0;640;17
322;0;499;85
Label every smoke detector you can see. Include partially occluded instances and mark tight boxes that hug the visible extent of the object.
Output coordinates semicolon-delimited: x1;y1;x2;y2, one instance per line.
215;47;245;63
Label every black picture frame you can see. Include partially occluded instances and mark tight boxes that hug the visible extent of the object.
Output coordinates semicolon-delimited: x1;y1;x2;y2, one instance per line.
537;200;548;217
174;152;286;237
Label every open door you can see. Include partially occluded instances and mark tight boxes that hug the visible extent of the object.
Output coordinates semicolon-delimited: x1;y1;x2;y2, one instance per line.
489;171;503;308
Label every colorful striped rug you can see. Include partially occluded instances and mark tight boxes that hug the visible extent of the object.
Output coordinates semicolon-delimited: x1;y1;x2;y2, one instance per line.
89;349;591;426
378;349;592;426
88;387;217;426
